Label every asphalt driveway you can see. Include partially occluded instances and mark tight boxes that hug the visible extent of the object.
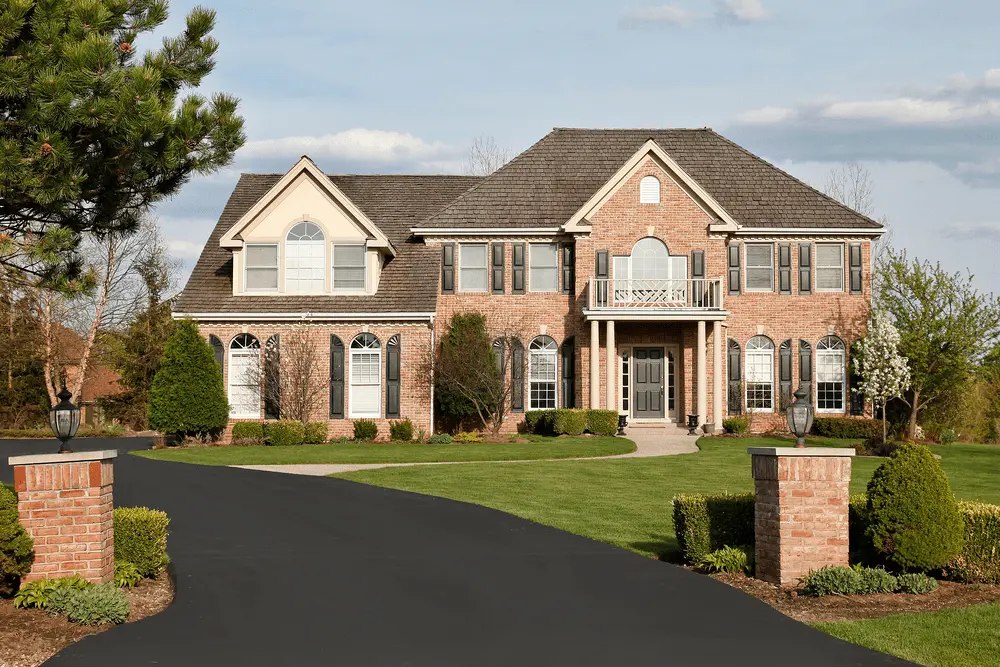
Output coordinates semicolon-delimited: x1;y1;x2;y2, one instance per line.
2;438;911;666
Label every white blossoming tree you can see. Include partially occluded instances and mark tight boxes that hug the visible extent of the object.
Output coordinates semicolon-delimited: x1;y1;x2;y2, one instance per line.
853;311;911;443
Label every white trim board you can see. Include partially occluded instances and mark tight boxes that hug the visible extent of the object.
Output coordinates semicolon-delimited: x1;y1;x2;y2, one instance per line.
173;311;435;322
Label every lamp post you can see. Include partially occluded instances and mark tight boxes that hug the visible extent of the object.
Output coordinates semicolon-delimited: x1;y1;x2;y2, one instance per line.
49;386;81;454
786;384;814;448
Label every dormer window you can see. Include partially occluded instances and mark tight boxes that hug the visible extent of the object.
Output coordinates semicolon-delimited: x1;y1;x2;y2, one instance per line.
333;244;367;291
285;222;326;292
245;244;279;291
639;175;660;204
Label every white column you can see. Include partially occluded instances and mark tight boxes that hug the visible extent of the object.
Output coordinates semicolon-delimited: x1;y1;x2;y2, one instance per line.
590;320;600;409
697;320;707;429
606;320;616;412
713;321;723;430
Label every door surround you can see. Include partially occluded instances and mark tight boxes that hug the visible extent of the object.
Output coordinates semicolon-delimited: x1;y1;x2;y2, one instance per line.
620;344;680;422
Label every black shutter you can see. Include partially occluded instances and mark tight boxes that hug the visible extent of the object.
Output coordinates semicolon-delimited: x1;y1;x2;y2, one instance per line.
595;250;609;307
209;335;224;370
727;340;742;415
778;244;792;295
849;243;863;294
561;243;575;295
511;340;524;412
799;340;812;403
561;338;575;408
512;243;525;294
386;335;401;419
727;243;741;296
264;335;281;420
798;243;812;294
441;243;455;294
490;243;505;294
330;335;345;419
779;339;792;411
849;340;865;415
691;250;705;307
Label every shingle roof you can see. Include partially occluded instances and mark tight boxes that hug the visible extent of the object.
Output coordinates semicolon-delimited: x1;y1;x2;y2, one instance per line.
421;128;883;230
174;175;481;314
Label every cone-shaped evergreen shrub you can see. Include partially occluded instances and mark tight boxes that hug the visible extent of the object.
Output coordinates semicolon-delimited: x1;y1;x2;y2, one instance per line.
149;321;229;437
1;484;34;595
866;443;964;572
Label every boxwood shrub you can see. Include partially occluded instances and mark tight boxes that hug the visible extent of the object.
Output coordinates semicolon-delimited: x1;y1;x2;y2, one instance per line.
552;409;587;436
353;419;378;441
672;493;755;564
303;422;328;444
231;422;264;445
811;417;881;440
265;420;306;447
946;501;1000;584
389;419;414;442
586;409;619;436
722;416;749;435
524;410;555;435
113;507;169;578
0;482;33;596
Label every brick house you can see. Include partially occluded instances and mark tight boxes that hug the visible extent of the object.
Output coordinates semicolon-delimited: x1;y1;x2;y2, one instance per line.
174;128;883;437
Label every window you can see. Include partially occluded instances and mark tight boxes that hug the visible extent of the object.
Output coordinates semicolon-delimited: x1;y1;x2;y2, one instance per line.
615;238;688;303
745;244;774;292
284;222;326;292
528;336;557;410
817;336;846;411
529;243;559;292
745;336;775;411
228;334;261;418
816;244;845;292
245;244;278;291
333;245;366;291
459;244;488;292
350;334;381;418
639;176;660;204
620;352;630;413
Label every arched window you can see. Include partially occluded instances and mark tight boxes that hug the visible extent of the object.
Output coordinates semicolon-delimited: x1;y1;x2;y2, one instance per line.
639;175;660;204
285;222;326;293
350;333;381;418
228;334;261;418
745;336;775;412
817;336;846;412
619;237;687;303
528;336;558;410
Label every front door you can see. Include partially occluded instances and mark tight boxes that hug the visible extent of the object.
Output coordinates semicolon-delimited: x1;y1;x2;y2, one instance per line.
633;347;665;419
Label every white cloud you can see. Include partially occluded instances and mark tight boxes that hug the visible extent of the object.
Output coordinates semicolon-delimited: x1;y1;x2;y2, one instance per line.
716;0;768;23
619;4;704;28
947;221;1000;241
166;239;205;260
735;106;795;124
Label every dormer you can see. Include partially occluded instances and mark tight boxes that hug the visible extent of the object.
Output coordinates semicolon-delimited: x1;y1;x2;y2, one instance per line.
220;156;395;296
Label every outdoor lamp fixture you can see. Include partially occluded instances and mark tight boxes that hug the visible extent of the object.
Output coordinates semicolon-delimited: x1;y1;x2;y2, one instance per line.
49;386;81;454
786;384;814;448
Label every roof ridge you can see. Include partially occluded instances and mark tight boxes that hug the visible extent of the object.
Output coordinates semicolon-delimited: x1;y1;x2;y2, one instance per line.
238;172;481;179
552;127;713;132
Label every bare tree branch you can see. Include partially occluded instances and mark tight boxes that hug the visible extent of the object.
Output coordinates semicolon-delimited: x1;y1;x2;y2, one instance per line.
463;135;513;176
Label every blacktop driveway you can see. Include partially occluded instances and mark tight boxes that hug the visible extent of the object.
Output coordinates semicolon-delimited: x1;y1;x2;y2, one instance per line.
2;438;911;666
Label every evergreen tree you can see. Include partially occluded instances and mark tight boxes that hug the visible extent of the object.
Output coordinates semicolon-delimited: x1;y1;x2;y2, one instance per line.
148;319;227;437
0;0;245;290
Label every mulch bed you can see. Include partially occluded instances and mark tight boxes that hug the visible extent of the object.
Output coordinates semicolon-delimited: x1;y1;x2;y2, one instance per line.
0;572;174;667
712;572;1000;623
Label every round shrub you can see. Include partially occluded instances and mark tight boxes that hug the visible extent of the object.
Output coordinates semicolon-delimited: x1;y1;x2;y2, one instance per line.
353;419;377;441
552;409;587;436
389;419;414;442
64;583;131;625
303;422;329;444
586;409;619;436
231;422;264;445
722;416;749;435
939;428;958;445
0;483;33;595
866;443;964;571
265;420;306;447
428;433;452;444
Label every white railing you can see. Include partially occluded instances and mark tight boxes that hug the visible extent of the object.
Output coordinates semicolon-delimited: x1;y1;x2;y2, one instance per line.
589;277;725;310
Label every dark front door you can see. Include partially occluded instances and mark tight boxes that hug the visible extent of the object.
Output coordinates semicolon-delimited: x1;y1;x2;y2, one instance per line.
633;347;665;419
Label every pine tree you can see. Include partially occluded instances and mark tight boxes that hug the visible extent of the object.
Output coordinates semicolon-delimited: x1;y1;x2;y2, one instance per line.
148;319;227;437
0;0;245;290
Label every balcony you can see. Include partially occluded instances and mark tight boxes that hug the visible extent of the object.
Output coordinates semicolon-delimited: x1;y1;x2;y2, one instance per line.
587;277;726;315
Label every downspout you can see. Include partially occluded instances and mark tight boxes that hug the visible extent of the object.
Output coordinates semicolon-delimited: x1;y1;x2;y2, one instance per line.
429;314;436;435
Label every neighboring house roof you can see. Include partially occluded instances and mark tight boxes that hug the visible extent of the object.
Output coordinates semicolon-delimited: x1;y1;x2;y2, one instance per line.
174;175;482;315
52;324;122;403
420;128;884;230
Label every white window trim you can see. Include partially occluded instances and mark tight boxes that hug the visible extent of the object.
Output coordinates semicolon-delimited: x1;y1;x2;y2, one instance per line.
816;341;847;413
228;338;261;419
332;243;368;294
744;243;775;293
244;243;279;293
458;243;488;293
528;340;558;410
528;243;559;293
745;340;775;413
349;345;382;419
816;243;846;293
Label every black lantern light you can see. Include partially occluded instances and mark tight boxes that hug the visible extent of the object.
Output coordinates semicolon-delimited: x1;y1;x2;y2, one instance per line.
49;386;81;453
786;384;814;448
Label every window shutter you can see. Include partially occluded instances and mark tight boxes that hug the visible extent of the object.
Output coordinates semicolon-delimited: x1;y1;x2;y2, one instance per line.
799;340;812;403
727;340;742;415
512;243;525;294
441;243;455;294
209;335;224;370
690;250;705;307
511;340;524;412
330;335;345;419
779;244;792;295
264;335;281;420
491;243;505;294
561;338;575;408
561;243;575;295
849;243;863;294
798;243;812;294
595;250;610;306
386;335;401;419
779;339;792;410
727;243;741;296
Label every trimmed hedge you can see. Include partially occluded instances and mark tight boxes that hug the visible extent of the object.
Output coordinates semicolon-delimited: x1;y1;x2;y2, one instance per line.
231;422;264;445
811;417;881;440
672;493;755;564
586;409;619;437
389;419;414;442
946;502;1000;584
0;483;34;596
303;422;328;444
524;410;555;435
113;507;169;578
553;409;587;436
353;419;377;441
265;420;305;447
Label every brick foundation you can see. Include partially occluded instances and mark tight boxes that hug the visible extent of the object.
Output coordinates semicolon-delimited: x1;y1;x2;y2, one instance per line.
749;447;855;586
8;450;117;584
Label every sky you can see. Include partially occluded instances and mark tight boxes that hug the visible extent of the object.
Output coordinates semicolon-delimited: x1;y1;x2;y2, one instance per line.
151;0;1000;293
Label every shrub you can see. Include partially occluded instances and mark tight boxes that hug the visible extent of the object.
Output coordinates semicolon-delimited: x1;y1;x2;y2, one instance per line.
866;443;964;571
945;502;1000;584
848;494;882;566
453;430;483;443
586;409;619;436
672;493;755;564
13;575;91;609
148;320;228;438
63;583;131;625
854;566;898;594
0;483;33;595
303;422;328;444
722;416;749;435
552;409;587;436
939;428;958;445
856;438;905;457
114;507;169;578
811;417;881;440
524;410;555;435
428;433;452;444
896;572;938;594
265;420;306;447
353;419;378;441
803;566;861;596
389;419;414;442
114;561;142;588
697;546;752;574
231;422;265;445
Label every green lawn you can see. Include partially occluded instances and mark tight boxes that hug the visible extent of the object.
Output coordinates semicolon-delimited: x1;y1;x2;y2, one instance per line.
814;602;1000;667
133;435;635;465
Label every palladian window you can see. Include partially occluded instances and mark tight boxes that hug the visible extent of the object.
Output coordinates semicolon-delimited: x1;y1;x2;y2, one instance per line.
285;222;326;292
613;237;687;303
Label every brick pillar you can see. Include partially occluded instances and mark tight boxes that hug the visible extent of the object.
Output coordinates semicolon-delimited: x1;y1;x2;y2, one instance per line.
8;450;117;584
749;446;855;586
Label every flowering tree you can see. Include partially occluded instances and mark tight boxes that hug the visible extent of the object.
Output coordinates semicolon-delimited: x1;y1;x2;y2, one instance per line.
853;311;911;443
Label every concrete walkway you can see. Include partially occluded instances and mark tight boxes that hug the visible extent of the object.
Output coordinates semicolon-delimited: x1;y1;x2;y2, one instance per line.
233;425;700;476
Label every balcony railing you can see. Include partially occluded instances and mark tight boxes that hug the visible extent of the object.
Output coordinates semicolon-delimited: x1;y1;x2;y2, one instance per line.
589;277;725;310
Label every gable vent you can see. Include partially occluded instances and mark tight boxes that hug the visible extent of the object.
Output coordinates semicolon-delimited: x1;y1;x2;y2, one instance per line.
639;176;660;204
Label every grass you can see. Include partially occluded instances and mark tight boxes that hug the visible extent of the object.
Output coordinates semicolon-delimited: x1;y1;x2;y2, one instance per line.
133;435;636;465
814;602;1000;667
